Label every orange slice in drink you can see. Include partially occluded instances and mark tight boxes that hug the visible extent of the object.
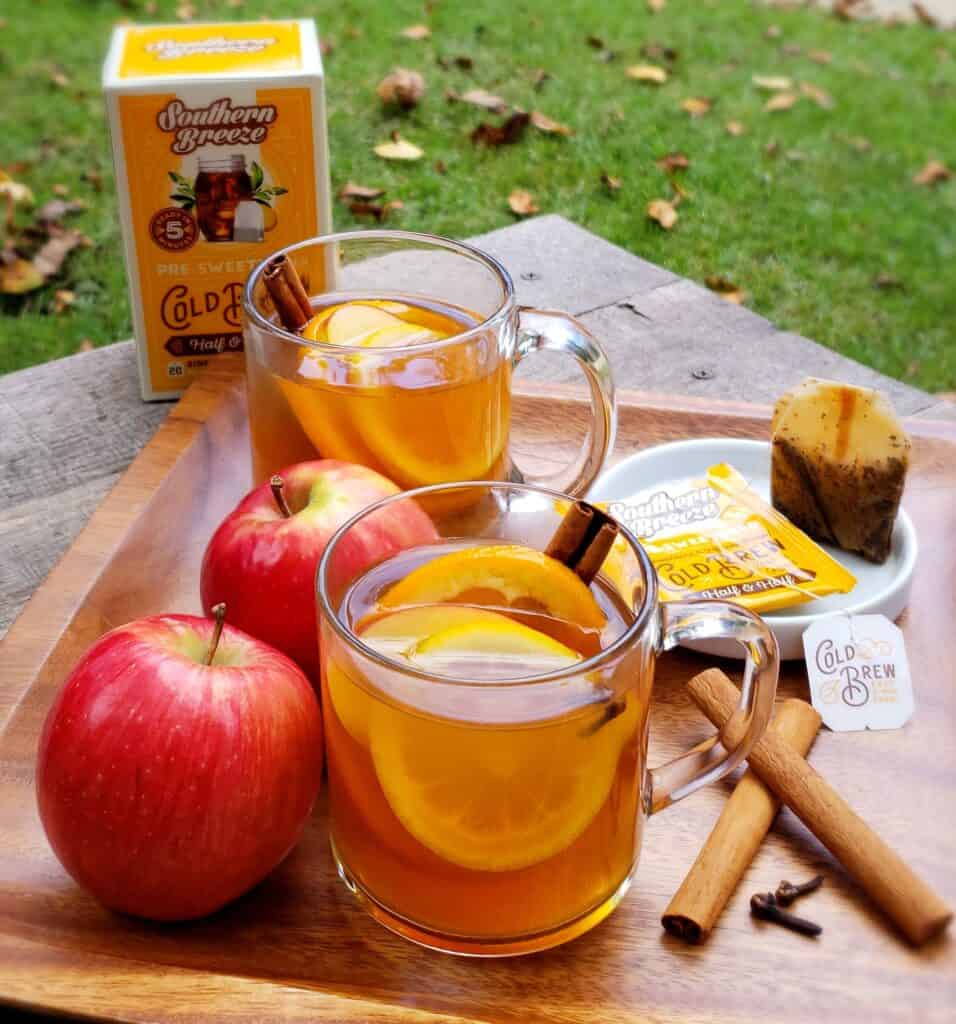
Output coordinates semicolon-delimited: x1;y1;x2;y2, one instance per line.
379;544;606;630
370;614;632;871
327;605;516;746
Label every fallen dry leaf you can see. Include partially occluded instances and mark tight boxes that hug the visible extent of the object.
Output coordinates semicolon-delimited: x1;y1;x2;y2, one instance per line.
400;24;431;40
808;49;832;65
681;97;712;117
0;172;34;206
77;339;95;353
765;25;782;39
530;111;573;136
646;198;678;230
175;2;196;21
224;0;243;7
764;92;799;112
833;0;864;20
48;64;70;88
470;112;530;147
753;74;793;91
725;120;746;136
800;81;834;108
33;229;85;278
83;169;104;191
873;272;904;290
913;159;951;185
669;178;692;205
36;198;85;223
0;258;44;295
52;288;75;314
346;199;404;222
782;43;803;57
627;64;668;84
765;140;780;157
338;182;386;200
913;3;937;26
52;183;69;197
600;172;622;192
320;38;335;57
642;42;679;62
455;88;509;113
377;68;425;109
647;0;666;11
508;189;539;216
705;275;745;304
657;151;690;172
374;134;424;161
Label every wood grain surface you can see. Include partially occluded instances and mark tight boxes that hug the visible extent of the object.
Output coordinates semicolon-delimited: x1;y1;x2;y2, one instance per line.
4;215;953;638
1;368;954;1024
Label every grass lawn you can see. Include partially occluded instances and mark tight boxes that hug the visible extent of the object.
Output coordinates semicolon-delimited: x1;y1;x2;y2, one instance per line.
1;0;954;391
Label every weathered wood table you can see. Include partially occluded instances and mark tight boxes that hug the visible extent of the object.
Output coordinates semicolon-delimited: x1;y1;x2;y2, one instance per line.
1;217;953;1024
1;216;951;636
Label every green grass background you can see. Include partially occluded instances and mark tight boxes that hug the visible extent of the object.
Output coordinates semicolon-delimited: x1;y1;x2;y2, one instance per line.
1;0;954;390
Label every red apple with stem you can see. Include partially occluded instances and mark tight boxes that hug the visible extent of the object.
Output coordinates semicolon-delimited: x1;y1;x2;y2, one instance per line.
200;460;437;681
36;605;323;922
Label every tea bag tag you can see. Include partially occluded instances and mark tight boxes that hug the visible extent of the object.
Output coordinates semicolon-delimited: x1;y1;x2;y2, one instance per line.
803;614;914;731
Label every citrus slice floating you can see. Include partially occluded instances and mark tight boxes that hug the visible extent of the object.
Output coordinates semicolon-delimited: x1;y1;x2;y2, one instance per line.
328;606;516;746
370;614;630;871
379;543;606;630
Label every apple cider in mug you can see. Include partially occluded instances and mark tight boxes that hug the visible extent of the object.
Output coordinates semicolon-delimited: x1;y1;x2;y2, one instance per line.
103;19;332;400
245;294;511;489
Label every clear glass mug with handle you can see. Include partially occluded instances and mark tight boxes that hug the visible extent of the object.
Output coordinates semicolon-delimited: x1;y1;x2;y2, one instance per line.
317;481;779;956
242;230;615;505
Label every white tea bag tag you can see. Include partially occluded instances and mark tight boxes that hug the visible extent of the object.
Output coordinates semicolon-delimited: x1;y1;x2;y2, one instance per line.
803;614;914;731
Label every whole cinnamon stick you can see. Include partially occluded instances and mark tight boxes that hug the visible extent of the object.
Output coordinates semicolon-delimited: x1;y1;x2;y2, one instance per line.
689;669;952;946
545;501;618;586
263;254;313;332
662;697;822;943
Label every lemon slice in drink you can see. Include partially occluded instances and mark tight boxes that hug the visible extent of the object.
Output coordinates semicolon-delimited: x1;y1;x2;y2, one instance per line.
379;543;606;630
370;614;629;871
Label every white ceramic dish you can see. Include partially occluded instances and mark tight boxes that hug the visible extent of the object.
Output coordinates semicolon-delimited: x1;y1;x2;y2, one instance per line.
589;438;918;661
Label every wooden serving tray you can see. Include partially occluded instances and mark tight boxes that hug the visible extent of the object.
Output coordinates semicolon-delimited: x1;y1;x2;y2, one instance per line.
1;368;954;1024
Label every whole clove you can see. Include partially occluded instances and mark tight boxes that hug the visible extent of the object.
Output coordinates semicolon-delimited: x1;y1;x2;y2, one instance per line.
750;892;822;938
775;875;824;907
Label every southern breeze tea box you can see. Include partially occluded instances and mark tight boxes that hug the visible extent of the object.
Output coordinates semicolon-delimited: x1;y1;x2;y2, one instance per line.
103;20;332;400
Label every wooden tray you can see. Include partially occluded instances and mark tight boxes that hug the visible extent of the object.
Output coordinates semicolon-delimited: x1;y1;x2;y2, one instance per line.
1;368;954;1024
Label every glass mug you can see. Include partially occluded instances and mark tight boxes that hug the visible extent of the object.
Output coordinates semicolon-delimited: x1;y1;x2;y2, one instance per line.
242;231;615;503
317;482;779;956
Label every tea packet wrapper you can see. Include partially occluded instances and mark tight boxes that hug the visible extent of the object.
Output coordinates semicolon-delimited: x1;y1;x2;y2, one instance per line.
605;463;856;613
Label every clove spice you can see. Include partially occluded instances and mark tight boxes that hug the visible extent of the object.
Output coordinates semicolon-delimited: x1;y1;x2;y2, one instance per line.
775;875;824;907
750;892;822;938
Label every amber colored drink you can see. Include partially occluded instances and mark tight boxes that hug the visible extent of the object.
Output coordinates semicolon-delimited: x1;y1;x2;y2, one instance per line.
320;541;649;954
245;294;510;489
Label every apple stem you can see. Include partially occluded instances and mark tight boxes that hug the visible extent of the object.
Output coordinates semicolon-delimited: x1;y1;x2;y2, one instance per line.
270;475;292;518
206;603;227;666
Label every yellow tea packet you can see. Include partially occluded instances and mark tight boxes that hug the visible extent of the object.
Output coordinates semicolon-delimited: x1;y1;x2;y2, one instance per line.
605;463;856;612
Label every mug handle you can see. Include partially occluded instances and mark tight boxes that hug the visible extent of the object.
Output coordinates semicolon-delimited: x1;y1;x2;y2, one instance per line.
512;308;616;497
648;600;779;814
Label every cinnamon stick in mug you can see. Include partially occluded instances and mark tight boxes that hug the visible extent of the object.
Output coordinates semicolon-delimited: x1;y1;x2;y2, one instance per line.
662;697;822;943
546;501;618;586
688;669;952;946
263;254;313;332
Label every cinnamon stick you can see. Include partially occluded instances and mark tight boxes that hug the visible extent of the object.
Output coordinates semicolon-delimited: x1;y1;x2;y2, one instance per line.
662;698;822;943
263;254;313;332
689;669;953;946
545;501;619;585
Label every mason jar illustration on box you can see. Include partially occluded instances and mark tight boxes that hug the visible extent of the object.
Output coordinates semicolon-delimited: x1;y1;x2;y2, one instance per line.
169;154;285;243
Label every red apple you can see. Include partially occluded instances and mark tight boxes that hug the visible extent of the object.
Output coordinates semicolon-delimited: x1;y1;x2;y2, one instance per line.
36;611;322;922
200;460;437;680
